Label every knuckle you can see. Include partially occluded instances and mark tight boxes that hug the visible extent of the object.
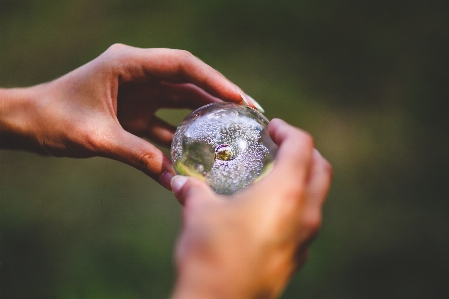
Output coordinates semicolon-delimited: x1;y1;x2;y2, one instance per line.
322;158;333;178
176;50;196;68
283;182;306;201
298;130;314;149
177;49;194;60
106;43;128;54
286;125;313;144
100;43;131;68
181;178;207;199
136;152;156;172
316;155;333;187
82;127;109;153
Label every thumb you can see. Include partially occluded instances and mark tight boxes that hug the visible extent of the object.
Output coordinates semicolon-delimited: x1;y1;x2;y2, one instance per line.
100;128;174;189
170;175;218;207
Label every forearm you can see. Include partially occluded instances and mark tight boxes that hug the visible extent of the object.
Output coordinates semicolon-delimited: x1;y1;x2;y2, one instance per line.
0;86;43;151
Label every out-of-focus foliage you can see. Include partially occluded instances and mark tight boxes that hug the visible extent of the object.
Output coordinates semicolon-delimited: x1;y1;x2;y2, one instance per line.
1;1;448;298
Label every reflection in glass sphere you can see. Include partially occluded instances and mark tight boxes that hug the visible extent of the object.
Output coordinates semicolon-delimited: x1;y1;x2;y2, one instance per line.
171;102;277;195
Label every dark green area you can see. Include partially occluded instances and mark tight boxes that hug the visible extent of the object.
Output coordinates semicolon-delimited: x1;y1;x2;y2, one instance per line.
1;1;448;298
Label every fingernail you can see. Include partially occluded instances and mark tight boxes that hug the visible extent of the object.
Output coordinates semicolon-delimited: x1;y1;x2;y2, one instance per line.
159;171;175;190
238;92;250;106
246;95;265;113
170;175;188;194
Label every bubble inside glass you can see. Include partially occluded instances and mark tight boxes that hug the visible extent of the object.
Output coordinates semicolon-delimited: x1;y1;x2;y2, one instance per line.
171;102;277;195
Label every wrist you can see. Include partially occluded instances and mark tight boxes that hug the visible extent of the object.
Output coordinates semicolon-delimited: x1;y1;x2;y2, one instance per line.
171;255;268;299
0;85;43;151
171;242;292;299
172;264;243;299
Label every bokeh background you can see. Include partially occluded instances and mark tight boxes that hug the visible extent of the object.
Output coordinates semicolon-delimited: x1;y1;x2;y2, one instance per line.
1;1;448;298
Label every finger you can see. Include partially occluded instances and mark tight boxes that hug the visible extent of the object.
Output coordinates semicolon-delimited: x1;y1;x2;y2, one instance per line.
298;150;332;244
105;45;243;104
119;113;176;147
157;82;224;110
240;119;314;212
265;118;315;191
306;150;332;208
118;81;222;112
171;175;219;207
144;116;176;147
99;128;174;189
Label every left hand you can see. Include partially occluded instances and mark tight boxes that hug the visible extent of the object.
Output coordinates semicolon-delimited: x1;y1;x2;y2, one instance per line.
1;44;256;188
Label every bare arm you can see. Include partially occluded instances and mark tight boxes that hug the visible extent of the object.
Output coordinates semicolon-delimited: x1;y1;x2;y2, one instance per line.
0;45;332;299
0;44;261;188
171;119;332;299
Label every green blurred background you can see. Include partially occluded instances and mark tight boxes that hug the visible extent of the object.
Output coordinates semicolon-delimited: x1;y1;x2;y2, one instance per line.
1;1;448;298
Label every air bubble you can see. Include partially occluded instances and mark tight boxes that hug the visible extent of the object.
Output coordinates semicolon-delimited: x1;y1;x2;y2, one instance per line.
171;103;277;195
195;164;205;173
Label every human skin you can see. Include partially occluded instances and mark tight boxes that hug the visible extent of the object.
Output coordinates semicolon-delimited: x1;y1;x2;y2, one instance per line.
0;44;261;189
0;45;332;299
171;119;332;299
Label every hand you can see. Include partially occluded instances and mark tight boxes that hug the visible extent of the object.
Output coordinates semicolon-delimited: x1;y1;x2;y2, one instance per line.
170;119;332;299
0;44;260;188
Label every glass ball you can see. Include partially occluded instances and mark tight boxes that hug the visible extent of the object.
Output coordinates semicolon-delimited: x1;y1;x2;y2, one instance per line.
171;102;277;195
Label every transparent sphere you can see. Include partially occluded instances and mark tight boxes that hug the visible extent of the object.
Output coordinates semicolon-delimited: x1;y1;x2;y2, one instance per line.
171;102;277;195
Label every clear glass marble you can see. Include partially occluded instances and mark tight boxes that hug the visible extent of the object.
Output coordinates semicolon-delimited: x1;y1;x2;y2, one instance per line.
171;102;277;195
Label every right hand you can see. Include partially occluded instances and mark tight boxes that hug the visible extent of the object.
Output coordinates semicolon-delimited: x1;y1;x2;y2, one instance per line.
171;118;332;299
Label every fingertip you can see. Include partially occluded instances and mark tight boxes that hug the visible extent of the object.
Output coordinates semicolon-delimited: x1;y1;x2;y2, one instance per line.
268;118;285;131
268;118;290;145
265;119;317;191
269;118;289;131
244;94;265;113
171;175;217;206
269;118;284;124
171;175;189;194
221;85;246;104
268;119;314;149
